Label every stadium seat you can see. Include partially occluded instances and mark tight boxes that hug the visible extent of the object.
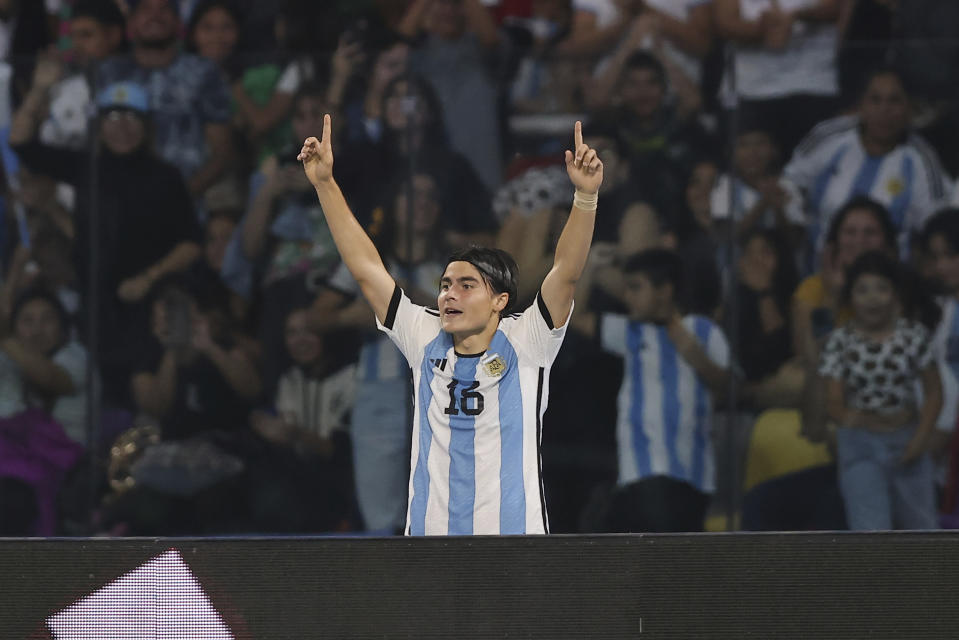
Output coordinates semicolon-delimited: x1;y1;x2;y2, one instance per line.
743;409;833;492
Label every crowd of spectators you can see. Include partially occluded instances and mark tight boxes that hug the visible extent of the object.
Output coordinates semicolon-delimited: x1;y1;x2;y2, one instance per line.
1;0;959;537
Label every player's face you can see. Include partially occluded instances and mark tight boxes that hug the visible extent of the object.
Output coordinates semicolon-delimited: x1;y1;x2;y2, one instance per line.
623;272;668;323
927;233;959;293
438;261;506;338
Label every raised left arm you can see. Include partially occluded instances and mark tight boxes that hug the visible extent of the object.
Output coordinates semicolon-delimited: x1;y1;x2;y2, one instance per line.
540;120;603;327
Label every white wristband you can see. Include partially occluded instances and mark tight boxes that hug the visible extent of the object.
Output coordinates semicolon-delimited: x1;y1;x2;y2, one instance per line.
573;189;598;212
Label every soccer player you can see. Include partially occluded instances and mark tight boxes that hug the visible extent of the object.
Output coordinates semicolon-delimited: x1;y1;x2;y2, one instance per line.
298;115;603;535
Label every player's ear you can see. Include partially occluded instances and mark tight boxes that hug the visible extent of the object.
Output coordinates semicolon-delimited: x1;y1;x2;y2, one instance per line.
492;291;509;313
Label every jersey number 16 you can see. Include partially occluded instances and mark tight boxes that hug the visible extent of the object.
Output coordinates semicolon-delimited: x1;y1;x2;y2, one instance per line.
445;379;485;416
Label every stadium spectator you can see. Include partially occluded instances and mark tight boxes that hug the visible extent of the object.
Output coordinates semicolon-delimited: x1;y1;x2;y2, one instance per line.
792;198;898;433
337;73;498;247
709;126;805;249
11;81;202;407
732;228;799;403
131;276;260;440
585;0;713;117
572;249;731;532
715;0;841;154
96;0;233;202
783;67;952;264
592;50;714;222
397;0;504;190
33;0;127;150
247;307;358;533
0;288;87;444
819;250;941;530
223;83;343;394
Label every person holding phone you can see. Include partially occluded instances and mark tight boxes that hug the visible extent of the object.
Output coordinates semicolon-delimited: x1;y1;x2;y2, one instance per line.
298;114;603;535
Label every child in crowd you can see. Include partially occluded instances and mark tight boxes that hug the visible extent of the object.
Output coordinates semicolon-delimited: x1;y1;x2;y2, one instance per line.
819;251;941;530
710;127;805;248
573;248;730;532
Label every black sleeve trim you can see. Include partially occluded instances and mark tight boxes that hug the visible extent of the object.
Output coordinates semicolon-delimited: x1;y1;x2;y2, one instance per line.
536;290;555;330
384;285;402;330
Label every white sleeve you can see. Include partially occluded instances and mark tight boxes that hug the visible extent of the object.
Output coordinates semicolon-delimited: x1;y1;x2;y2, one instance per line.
375;285;442;365
709;175;730;220
502;293;572;367
906;139;953;232
780;178;808;225
932;312;959;432
276;61;303;94
599;313;628;356
690;323;729;369
783;117;854;197
53;342;86;391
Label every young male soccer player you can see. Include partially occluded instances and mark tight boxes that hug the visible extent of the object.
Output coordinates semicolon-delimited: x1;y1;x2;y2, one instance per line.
573;249;730;532
298;115;604;535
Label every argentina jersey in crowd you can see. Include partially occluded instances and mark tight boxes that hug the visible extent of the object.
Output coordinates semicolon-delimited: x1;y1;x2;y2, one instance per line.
376;286;570;535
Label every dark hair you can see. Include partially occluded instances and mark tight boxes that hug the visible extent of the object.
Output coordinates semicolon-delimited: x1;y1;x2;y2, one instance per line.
825;196;898;253
72;0;126;27
381;73;449;149
858;65;910;102
378;168;447;258
622;248;685;300
446;247;519;316
291;82;328;111
922;207;959;254
841;250;901;304
740;227;799;302
840;249;940;328
187;0;242;46
623;50;667;88
9;288;69;352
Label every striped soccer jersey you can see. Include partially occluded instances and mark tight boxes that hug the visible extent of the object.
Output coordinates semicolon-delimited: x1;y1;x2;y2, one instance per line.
783;115;952;257
600;314;729;493
931;297;959;431
377;286;569;536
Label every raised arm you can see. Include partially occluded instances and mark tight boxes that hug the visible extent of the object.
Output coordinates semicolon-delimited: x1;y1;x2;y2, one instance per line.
299;114;396;324
540;121;603;327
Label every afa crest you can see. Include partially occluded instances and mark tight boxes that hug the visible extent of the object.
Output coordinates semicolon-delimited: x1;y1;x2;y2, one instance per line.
886;177;905;196
482;354;507;377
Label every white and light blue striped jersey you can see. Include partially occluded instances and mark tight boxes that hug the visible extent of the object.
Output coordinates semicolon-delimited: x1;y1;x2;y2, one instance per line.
783;115;952;258
377;286;570;536
600;314;729;493
931;296;959;432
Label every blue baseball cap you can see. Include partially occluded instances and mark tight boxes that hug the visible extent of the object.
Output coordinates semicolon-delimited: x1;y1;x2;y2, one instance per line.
96;82;150;114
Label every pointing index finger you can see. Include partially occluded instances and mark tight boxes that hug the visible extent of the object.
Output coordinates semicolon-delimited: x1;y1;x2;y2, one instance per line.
322;114;332;144
574;120;583;150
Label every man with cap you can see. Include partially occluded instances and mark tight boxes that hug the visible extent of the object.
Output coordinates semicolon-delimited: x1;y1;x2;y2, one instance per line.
11;81;202;408
96;0;232;201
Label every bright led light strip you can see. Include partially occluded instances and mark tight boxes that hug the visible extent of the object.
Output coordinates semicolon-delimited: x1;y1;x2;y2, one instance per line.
47;549;234;639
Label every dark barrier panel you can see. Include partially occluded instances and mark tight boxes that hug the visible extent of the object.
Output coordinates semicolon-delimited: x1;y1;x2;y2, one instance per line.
3;533;959;639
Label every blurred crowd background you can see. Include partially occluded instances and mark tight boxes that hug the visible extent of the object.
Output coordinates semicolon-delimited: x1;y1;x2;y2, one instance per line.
2;0;959;537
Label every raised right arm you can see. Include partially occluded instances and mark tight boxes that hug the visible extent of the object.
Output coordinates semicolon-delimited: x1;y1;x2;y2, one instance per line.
299;114;396;324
